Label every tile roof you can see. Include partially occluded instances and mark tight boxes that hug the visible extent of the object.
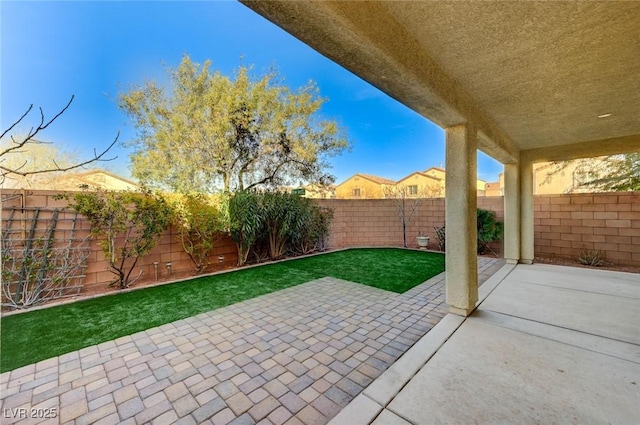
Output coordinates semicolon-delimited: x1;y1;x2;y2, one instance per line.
396;171;442;184
356;173;397;185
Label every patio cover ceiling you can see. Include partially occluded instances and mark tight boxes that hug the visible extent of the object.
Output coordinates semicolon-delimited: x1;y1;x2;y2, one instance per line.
241;1;640;164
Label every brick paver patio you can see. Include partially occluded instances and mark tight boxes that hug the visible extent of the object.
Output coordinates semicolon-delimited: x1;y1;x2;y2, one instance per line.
1;257;504;425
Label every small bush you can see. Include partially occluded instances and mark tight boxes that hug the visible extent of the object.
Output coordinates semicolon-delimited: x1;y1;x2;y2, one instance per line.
166;192;230;273
69;188;171;288
293;204;334;255
578;249;605;267
228;191;263;266
477;209;503;255
435;209;503;254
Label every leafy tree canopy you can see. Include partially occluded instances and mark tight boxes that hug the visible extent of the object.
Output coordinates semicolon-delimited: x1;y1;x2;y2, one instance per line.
119;55;349;193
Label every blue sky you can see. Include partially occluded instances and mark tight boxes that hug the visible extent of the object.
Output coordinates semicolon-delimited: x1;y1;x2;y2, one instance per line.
1;1;503;185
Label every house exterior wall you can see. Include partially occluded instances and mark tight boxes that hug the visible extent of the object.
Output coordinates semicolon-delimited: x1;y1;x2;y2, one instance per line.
488;159;612;196
81;173;139;191
335;175;386;199
485;181;502;196
336;169;486;199
532;162;576;194
394;173;444;198
2;170;139;191
424;168;446;180
299;184;335;199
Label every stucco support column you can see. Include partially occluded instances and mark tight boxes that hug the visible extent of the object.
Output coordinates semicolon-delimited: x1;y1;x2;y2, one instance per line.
445;124;478;316
520;158;534;264
504;162;520;264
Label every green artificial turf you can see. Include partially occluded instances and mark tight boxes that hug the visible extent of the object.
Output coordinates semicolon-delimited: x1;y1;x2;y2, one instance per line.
0;248;444;372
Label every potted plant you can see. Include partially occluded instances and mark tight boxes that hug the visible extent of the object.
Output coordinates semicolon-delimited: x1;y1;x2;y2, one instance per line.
416;232;430;249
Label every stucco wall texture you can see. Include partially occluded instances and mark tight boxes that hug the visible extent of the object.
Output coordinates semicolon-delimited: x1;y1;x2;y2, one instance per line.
1;190;638;294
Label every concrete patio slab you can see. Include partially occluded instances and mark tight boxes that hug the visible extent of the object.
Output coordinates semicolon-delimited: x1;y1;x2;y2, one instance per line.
481;266;640;345
507;264;640;298
476;310;640;364
388;316;640;425
371;410;411;425
329;263;640;425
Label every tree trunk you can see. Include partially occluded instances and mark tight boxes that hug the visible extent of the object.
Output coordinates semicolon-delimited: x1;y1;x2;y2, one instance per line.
403;222;407;248
402;197;407;248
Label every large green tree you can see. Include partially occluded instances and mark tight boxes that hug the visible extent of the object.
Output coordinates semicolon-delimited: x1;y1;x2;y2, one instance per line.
119;56;348;193
544;153;640;192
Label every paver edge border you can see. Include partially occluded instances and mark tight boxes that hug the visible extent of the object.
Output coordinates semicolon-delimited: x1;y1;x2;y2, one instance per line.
327;262;515;425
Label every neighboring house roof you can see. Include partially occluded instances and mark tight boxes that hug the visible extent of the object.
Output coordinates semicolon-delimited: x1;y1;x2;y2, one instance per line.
396;171;442;185
357;173;397;185
423;167;446;178
15;169;141;191
337;173;396;187
337;168;496;193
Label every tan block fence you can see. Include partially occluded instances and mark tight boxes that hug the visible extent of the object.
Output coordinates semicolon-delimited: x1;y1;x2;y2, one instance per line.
532;192;640;264
314;197;504;251
316;192;640;265
1;190;238;295
1;190;638;295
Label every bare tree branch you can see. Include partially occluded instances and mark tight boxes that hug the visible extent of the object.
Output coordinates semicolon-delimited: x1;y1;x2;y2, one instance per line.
0;104;33;141
1;96;119;181
0;134;119;177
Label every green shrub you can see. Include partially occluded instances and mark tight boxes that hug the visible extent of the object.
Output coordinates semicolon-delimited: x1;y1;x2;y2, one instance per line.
260;191;303;260
228;190;334;265
228;191;263;266
293;204;333;255
69;188;171;288
435;209;503;254
166;192;230;273
477;208;503;254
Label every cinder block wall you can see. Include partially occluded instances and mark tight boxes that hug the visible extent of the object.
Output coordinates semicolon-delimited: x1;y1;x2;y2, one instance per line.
1;190;238;293
2;190;637;295
315;197;504;252
318;192;639;266
534;192;640;265
315;198;445;248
